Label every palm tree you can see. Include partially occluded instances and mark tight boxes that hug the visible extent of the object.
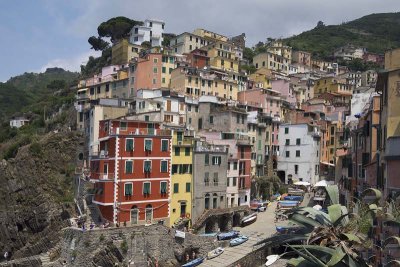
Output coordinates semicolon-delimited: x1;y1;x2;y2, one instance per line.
256;186;400;266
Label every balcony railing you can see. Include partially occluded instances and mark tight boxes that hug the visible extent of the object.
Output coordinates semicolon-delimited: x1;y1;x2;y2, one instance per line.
107;128;172;136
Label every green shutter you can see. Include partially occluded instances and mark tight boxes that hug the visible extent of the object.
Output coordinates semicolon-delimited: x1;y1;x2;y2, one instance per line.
177;132;183;141
186;182;191;192
175;147;180;156
161;161;168;172
145;140;152;151
162;140;168;151
162;66;166;73
161;182;167;194
143;182;150;194
126;139;134;151
173;183;179;193
125;183;133;196
144;161;151;172
185;147;190;156
125;161;133;173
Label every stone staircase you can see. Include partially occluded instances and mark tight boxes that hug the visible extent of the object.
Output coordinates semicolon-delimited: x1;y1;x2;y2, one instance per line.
39;252;51;266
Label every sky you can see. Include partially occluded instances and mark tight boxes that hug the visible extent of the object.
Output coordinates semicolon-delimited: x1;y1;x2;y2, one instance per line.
1;0;400;82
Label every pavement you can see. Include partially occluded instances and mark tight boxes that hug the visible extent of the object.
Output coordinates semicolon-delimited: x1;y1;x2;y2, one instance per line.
199;194;311;267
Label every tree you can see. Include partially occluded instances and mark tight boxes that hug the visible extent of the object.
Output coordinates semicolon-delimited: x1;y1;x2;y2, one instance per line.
97;16;143;43
256;175;281;200
243;47;255;63
257;186;400;266
141;41;151;49
47;80;66;90
316;21;325;28
88;36;109;51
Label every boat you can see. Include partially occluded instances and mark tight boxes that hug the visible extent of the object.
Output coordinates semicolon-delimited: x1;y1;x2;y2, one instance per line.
241;213;257;226
217;231;240;240
283;195;303;202
207;247;224;259
265;255;280;266
182;257;204;267
275;226;302;234
198;232;218;237
230;235;249;246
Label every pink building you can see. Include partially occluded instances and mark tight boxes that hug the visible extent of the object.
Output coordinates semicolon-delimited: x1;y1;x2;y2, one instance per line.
133;53;163;91
237;88;282;118
271;79;297;106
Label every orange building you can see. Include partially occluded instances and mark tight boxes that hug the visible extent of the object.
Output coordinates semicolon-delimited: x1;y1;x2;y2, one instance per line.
90;119;172;225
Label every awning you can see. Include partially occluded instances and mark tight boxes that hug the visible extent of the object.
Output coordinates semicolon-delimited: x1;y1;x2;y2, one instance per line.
320;161;335;167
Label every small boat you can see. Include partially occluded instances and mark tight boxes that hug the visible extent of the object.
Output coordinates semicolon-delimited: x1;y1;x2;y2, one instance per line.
217;231;239;240
207;247;224;259
278;200;299;206
198;232;218;237
241;213;257;226
283;196;303;202
230;235;249;246
265;255;280;266
275;226;301;234
182;257;204;267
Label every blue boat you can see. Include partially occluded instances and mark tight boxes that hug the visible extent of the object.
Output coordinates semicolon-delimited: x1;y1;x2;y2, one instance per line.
182;257;204;267
276;226;301;234
283;196;303;202
217;231;239;241
230;235;249;246
278;200;298;206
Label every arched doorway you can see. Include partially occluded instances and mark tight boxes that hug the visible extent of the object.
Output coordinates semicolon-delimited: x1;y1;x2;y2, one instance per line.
204;194;210;210
131;205;139;225
145;204;153;222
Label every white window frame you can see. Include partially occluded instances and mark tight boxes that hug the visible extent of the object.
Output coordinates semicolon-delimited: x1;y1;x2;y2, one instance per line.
120;121;127;131
143;181;151;195
161;139;169;151
125;138;134;151
160;160;168;173
124;182;133;196
125;160;133;174
160;181;168;194
143;160;152;172
144;138;153;151
212;156;221;165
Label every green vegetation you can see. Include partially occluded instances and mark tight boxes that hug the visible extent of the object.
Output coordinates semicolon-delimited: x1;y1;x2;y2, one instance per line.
283;12;400;59
120;239;128;254
257;187;400;266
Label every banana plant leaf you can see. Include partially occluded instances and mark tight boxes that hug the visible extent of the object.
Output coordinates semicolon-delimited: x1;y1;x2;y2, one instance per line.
340;233;362;244
328;204;343;225
360;188;382;203
326;185;339;205
386;260;400;266
254;233;308;247
291;207;332;226
288;257;319;267
289;213;322;229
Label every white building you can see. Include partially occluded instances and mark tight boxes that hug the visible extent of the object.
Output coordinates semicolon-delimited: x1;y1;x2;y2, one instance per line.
129;19;165;47
277;123;320;185
9;117;29;128
334;45;366;61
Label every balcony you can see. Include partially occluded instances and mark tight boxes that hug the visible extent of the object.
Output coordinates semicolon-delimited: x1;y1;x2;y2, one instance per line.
173;137;193;146
312;131;322;138
194;145;226;153
91;150;109;159
108;128;171;137
272;116;281;123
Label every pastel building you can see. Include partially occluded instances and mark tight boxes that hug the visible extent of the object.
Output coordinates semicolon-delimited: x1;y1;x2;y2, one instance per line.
129;19;165;47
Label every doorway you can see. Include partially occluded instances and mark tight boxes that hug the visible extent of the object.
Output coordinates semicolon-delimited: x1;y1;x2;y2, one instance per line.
180;202;187;217
131;206;138;225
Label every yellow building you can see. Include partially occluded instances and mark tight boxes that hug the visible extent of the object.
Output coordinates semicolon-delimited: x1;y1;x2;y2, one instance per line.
170;67;239;100
170;130;195;227
253;52;290;75
193;28;229;42
313;77;352;101
249;67;273;89
202;41;239;73
111;39;142;65
266;40;292;61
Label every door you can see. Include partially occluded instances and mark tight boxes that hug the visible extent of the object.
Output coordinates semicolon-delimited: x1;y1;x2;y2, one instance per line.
166;100;171;111
147;123;154;135
103;164;108;179
180;202;187;217
130;208;138;225
198;118;202;130
145;204;153;222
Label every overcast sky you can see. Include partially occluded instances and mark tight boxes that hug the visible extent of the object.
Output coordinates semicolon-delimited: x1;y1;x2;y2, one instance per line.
1;0;399;81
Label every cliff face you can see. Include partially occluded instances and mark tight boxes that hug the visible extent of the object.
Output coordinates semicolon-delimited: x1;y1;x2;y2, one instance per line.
0;131;83;260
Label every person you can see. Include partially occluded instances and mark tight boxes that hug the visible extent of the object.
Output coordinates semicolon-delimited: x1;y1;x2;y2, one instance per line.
192;251;196;259
4;251;8;261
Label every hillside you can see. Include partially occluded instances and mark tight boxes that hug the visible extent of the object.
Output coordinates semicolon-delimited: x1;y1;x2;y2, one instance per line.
0;68;79;121
284;12;400;58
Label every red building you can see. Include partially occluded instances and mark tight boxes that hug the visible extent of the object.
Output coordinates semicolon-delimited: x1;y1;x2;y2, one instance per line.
185;49;209;69
90;119;172;225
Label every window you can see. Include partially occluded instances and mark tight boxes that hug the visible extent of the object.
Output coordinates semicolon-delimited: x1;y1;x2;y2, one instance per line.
174;147;181;156
232;177;237;186
330;137;335;145
160;160;168;172
153;58;157;63
160;181;167;194
185;147;190;156
227;178;230;186
143;182;151;195
212;156;222;165
315;165;319;175
286;151;290;158
177;132;183;141
209;116;214;124
144;160;151;173
258;140;262;150
204;172;210;186
173;183;179;193
205;154;209;165
186;182;191;192
285;127;289;134
296;150;300;157
125;161;133;174
120;121;127;131
285;139;290;146
296;138;301;145
236;114;240;123
233;162;238;170
153;67;158;73
205;194;210;209
144;139;152;151
213;172;219;186
161;139;169;151
169;68;173;74
126;138;134;151
162;67;166;73
295;165;299;174
124;183;133;196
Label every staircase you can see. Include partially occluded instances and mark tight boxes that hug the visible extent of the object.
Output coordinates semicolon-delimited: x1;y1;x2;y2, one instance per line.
192;206;250;231
39;252;51;266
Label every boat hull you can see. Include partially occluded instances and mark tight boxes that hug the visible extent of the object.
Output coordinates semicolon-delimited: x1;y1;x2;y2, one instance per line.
182;257;204;267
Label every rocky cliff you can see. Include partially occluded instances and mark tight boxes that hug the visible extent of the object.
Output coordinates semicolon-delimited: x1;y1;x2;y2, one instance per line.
0;131;83;262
